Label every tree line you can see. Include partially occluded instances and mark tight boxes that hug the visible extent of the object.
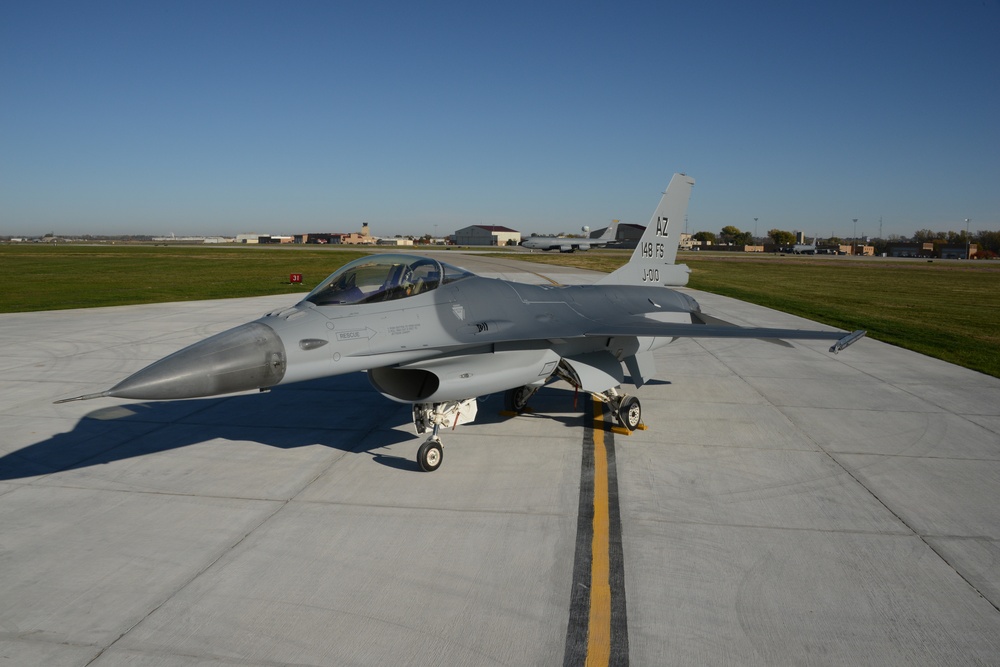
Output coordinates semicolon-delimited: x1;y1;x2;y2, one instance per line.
690;226;1000;257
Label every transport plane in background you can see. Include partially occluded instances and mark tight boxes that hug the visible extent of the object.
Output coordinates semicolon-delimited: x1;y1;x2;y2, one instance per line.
57;175;866;472
791;238;818;254
520;220;619;252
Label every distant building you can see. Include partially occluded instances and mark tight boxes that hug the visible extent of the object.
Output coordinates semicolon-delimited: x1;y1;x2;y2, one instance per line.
236;233;293;244
298;223;376;245
939;243;977;260
884;242;978;259
376;238;414;246
454;225;521;246
886;242;935;258
842;244;875;256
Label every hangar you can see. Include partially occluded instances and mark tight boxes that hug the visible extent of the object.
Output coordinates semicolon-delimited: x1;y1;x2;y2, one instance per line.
454;225;521;246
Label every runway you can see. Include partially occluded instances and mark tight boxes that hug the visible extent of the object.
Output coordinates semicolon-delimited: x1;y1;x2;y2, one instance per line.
2;253;999;665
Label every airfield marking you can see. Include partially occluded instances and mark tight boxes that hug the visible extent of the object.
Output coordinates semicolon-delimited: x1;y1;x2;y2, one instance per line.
564;398;629;666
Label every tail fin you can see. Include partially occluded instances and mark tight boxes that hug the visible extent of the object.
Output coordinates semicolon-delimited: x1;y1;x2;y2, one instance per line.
596;173;694;286
597;220;619;242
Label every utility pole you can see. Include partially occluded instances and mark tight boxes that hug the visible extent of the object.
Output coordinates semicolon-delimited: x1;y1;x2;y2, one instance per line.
965;218;971;259
853;218;858;256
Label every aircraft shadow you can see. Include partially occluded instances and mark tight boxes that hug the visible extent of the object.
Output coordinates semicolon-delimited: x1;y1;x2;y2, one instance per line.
2;381;603;481
0;378;414;481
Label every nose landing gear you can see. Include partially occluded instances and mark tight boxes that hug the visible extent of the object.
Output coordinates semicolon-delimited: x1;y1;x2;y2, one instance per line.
411;399;478;472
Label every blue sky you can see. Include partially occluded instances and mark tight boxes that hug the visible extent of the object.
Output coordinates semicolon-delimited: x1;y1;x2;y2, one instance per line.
2;1;998;239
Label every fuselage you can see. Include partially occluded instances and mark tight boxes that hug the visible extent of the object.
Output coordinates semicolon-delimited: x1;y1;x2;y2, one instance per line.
100;254;698;402
269;274;696;381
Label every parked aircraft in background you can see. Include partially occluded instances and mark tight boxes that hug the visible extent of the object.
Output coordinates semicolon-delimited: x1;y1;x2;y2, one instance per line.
792;238;818;254
520;220;619;252
57;175;865;471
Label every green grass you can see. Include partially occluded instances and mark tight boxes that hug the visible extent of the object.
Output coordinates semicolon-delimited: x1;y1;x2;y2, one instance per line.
0;245;368;311
686;258;1000;377
3;244;998;378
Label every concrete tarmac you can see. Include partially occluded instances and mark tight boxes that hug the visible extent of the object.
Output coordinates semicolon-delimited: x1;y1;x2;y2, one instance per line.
2;254;999;665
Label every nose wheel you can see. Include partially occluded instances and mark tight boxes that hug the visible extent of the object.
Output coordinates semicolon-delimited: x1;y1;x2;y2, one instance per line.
417;438;443;472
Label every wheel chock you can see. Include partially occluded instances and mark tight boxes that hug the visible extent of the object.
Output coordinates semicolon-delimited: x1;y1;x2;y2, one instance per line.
611;422;648;436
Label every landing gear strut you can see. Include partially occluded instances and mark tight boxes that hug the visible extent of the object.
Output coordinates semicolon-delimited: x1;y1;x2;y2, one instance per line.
411;399;478;472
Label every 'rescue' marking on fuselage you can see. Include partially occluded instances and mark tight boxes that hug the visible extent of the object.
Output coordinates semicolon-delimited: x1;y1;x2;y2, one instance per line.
336;327;376;342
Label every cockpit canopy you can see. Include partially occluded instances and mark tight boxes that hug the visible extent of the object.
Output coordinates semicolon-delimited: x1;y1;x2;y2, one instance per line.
305;254;473;306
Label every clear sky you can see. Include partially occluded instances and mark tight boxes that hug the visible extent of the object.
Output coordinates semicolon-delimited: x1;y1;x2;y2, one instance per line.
2;1;998;239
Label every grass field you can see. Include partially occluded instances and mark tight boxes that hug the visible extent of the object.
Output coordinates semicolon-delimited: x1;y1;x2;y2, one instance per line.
2;244;998;378
0;245;367;311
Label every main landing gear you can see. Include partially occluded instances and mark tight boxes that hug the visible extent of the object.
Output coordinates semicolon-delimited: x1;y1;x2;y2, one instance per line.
411;399;478;472
506;383;643;432
503;385;540;413
616;394;642;431
596;387;642;432
407;386;642;472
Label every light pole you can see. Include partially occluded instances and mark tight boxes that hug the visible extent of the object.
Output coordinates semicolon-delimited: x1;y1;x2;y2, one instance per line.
965;218;971;259
853;219;858;255
754;217;759;245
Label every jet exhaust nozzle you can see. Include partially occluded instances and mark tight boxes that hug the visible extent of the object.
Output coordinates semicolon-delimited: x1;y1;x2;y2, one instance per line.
103;321;287;401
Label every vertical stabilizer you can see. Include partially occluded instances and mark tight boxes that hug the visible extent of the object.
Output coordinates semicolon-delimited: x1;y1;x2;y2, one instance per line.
597;173;694;286
597;219;619;242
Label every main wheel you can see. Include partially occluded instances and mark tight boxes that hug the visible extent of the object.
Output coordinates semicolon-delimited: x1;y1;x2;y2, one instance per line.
417;439;443;472
504;385;535;412
618;395;642;431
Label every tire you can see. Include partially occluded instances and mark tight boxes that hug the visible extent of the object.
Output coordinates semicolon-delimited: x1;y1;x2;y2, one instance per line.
504;386;534;412
618;396;641;431
417;439;443;472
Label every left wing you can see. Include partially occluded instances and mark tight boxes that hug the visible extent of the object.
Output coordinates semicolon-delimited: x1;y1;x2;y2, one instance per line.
582;321;866;353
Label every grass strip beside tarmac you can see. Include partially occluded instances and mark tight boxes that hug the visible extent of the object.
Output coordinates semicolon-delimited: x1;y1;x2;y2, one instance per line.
1;245;367;312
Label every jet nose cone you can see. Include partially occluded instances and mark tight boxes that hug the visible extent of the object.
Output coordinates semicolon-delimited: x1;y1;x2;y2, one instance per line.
107;322;287;400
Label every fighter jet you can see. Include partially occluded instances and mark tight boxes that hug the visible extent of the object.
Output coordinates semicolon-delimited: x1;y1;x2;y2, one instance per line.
57;174;865;472
520;220;618;252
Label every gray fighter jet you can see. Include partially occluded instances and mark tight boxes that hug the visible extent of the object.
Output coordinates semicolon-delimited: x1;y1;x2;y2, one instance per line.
57;174;865;471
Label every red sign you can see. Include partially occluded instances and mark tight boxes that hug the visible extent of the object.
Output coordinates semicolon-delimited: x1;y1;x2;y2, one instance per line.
290;273;303;284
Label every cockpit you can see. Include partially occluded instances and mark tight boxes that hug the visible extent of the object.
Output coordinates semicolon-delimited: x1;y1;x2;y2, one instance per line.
305;254;474;306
